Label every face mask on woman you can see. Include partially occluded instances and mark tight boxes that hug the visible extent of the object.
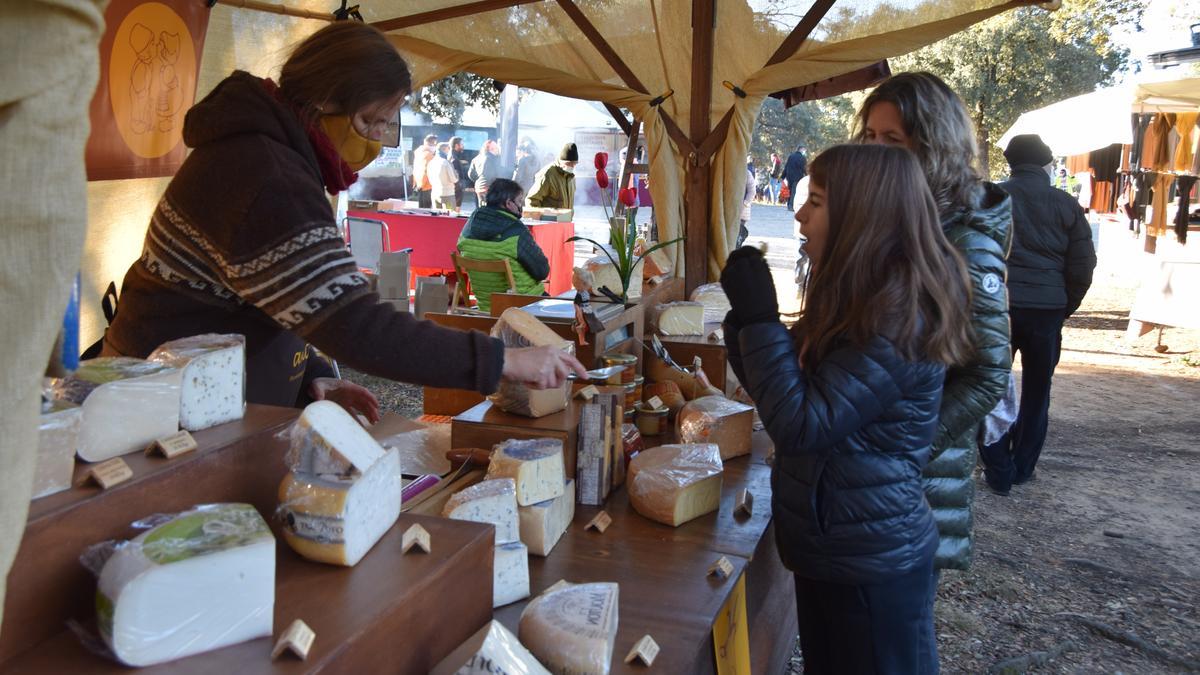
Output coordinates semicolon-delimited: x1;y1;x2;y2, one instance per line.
319;115;382;171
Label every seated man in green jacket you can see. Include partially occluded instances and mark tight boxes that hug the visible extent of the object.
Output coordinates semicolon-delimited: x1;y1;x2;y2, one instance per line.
526;142;578;210
458;178;549;312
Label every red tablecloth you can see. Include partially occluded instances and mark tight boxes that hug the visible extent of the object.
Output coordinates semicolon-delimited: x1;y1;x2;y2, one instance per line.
347;210;576;295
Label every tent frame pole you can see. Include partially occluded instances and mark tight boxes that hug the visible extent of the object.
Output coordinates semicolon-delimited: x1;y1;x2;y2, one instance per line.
684;0;716;293
617;118;643;219
372;0;542;31
210;0;333;21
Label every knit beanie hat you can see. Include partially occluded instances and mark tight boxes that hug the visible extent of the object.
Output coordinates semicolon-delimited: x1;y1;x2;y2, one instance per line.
560;143;579;162
1004;134;1053;168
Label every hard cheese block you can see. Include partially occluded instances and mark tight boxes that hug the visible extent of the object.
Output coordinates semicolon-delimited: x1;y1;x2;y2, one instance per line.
34;399;80;499
443;478;520;544
430;620;550;675
96;504;274;667
278;447;402;566
519;581;619;675
287;400;386;476
490;308;573;418
584;253;641;300
677;395;755;460
487;438;566;506
628;443;724;527
494;541;531;608
651;301;705;336
48;357;182;463
518;479;576;556
148;333;246;431
689;282;732;324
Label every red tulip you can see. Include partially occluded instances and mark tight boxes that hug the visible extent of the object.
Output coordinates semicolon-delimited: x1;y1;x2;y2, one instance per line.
596;170;610;189
618;187;637;207
594;152;609;171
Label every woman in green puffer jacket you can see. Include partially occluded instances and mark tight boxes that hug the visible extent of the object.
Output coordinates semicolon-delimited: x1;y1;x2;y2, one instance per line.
854;72;1013;574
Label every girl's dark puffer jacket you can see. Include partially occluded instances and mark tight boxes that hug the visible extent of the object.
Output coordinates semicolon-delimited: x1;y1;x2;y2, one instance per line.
726;320;944;584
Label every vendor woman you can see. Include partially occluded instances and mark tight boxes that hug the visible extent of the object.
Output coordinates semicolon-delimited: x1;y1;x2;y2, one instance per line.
101;22;586;420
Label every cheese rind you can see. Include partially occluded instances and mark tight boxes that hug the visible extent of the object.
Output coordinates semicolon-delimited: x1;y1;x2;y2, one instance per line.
519;479;576;556
430;620;551;675
487;438;566;506
443;478;520;544
628;444;724;527
677;396;755;460
96;504;274;667
519;581;619;675
494;541;531;607
49;357;182;463
689;282;732;324
34;400;80;499
493;308;572;348
651;301;705;336
286;400;386;476
148;333;246;431
278;447;402;566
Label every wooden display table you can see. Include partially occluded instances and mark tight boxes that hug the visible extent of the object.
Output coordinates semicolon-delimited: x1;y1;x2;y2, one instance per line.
0;405;493;673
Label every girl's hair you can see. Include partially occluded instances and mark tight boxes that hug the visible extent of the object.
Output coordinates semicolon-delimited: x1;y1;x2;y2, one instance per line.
793;144;974;369
279;22;411;123
853;72;982;216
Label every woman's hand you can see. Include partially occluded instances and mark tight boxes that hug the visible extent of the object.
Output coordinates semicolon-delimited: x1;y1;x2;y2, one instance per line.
720;246;779;326
309;377;381;425
502;347;589;389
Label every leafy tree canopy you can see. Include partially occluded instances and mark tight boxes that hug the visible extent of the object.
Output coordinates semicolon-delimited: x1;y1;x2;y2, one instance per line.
411;72;500;126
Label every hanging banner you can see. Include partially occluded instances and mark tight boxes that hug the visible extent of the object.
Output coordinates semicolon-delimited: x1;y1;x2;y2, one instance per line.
85;0;210;180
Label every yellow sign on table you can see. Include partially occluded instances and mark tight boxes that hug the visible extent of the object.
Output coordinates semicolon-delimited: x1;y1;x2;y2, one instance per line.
712;573;750;675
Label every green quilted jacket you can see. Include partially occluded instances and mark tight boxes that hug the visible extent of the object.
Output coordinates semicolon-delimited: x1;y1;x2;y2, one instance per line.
457;206;547;312
925;182;1013;571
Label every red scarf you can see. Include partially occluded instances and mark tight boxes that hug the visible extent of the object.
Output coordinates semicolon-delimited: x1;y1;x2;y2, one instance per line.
261;78;357;195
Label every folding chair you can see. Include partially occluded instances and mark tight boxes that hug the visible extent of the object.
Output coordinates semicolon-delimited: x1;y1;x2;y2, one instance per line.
450;253;516;313
343;216;391;273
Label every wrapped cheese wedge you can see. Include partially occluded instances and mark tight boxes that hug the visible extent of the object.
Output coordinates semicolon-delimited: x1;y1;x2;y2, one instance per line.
34;399;80;499
519;581;619;675
286;400;386;476
628;444;723;526
278;447;402;566
95;504;274;667
490;309;573;418
148;333;246;431
677;396;755;460
48;357;181;463
431;620;550;675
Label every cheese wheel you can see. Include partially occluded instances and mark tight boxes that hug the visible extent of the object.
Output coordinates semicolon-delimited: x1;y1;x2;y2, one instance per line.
650;301;705;336
286;400;386;476
278;448;402;566
96;504;274;667
519;582;619;675
430;620;550;675
148;333;246;431
689;282;731;324
627;444;723;527
443;478;520;544
677;396;755;460
487;438;566;506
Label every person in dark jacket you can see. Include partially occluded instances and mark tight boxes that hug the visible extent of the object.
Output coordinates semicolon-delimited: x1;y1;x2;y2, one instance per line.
450;136;471;207
856;72;1013;573
783;144;808;210
458;178;550;312
100;23;585;417
981;134;1095;494
512;140;540;193
722;145;974;674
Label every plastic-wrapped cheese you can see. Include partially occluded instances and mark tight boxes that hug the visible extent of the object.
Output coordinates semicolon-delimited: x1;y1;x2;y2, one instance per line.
519;479;575;556
487;438;566;506
584;253;641;300
148;333;246;431
431;620;550;675
689;282;731;324
628;444;723;527
677;396;755;460
651;301;705;336
494;541;531;608
96;504;274;667
519;581;619;675
286;400;385;476
48;357;182;463
489;309;573;417
278;447;402;566
34;399;80;499
443;478;520;544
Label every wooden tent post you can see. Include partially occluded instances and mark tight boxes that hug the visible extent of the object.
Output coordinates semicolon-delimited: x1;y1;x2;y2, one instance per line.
617;118;642;218
684;0;716;294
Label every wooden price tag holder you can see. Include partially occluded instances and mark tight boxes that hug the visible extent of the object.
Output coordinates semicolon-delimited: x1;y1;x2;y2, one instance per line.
82;458;132;490
271;619;315;660
401;524;431;554
585;511;612;533
575;385;599;401
624;634;661;666
646;395;664;410
708;556;735;580
145;430;197;459
734;489;754;518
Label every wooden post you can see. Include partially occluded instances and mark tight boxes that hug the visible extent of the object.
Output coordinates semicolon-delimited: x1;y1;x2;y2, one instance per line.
617;118;642;218
685;0;716;294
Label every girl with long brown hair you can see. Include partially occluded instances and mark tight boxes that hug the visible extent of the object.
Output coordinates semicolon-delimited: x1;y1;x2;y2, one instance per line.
721;144;973;673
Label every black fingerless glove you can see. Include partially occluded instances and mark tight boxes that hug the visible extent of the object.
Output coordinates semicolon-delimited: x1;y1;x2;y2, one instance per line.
719;246;779;326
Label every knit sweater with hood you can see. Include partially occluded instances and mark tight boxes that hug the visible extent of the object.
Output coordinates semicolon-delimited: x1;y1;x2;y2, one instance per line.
104;71;504;407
